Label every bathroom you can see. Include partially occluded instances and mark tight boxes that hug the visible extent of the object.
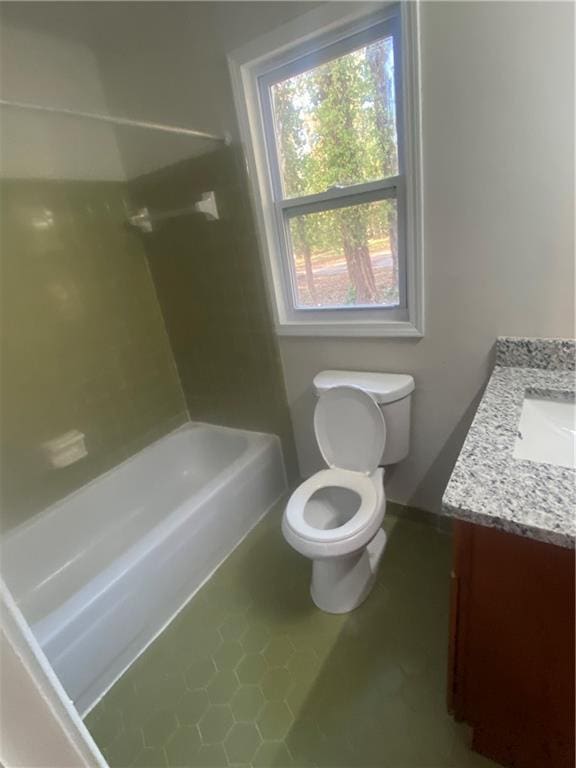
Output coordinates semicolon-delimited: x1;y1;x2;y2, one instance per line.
0;1;573;767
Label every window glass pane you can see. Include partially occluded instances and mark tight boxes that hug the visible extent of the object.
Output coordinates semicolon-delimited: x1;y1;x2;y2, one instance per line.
270;35;398;198
287;198;399;309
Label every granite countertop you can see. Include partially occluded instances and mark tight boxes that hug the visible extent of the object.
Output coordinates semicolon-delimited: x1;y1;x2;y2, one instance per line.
442;337;575;549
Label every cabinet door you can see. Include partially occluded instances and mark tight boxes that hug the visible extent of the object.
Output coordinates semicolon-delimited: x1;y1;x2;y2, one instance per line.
449;521;575;768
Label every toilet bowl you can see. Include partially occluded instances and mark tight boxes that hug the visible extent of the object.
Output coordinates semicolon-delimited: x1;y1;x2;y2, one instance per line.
282;372;414;614
282;466;387;613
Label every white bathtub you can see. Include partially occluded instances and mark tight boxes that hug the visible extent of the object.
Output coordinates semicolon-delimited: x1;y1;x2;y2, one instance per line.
1;423;286;715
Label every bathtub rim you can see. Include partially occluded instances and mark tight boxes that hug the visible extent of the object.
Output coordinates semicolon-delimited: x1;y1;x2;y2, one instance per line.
32;427;281;647
3;420;279;545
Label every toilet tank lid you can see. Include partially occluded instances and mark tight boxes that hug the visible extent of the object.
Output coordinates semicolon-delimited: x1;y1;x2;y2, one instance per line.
313;370;415;404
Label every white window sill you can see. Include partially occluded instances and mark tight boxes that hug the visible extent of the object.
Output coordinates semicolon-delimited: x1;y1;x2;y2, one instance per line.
275;320;424;338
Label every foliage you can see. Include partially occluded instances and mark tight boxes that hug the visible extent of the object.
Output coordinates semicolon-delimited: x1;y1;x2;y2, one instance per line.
272;35;399;306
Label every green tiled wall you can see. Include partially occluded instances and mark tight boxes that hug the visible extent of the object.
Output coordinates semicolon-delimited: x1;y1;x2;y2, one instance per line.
1;144;297;529
130;146;297;480
0;179;188;530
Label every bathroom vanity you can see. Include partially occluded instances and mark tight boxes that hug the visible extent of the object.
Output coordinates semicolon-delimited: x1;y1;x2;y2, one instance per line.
442;337;575;768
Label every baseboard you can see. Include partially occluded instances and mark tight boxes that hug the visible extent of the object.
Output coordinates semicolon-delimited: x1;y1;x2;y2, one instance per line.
387;500;452;534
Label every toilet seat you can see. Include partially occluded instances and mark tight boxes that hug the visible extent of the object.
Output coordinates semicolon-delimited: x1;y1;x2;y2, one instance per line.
283;386;387;560
284;468;381;544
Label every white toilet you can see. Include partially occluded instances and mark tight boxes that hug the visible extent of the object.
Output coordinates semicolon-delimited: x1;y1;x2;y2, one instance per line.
282;370;414;614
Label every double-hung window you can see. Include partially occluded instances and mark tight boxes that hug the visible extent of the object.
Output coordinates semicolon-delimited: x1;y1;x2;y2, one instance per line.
230;3;423;336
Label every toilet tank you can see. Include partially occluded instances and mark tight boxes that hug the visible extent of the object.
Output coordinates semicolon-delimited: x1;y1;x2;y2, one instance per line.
313;370;414;466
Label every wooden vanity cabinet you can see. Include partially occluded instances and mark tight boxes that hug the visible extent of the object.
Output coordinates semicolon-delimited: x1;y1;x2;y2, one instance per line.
448;521;575;768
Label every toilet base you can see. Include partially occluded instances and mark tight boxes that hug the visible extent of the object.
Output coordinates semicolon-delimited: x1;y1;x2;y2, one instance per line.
310;528;388;614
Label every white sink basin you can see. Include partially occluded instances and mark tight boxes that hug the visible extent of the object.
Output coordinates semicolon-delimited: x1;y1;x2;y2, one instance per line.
514;394;576;469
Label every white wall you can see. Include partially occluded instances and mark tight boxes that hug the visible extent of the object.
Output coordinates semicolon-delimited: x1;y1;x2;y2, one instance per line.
17;2;571;511
274;1;576;509
0;23;124;180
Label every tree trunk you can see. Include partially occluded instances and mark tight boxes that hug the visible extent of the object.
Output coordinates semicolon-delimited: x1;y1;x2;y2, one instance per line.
296;219;316;304
367;42;397;178
341;207;376;304
368;41;399;297
389;209;398;288
342;232;377;304
358;242;377;298
316;64;377;305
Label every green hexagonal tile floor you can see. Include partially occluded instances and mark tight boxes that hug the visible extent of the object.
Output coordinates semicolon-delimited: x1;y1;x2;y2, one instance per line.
84;503;499;768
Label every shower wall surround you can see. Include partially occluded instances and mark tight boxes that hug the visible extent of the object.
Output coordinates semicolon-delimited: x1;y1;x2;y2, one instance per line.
1;146;298;531
0;178;187;530
130;146;298;479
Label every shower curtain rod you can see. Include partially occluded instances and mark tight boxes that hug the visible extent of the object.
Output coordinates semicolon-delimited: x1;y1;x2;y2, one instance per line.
0;98;230;143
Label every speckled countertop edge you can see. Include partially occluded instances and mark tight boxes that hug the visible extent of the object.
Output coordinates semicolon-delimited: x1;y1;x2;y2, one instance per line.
496;336;575;370
442;364;575;549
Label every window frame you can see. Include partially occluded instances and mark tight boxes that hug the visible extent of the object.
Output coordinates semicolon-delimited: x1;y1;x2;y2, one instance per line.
228;1;423;337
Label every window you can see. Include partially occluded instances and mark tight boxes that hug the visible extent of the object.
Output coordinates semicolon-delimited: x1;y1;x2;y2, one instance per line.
229;3;423;336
